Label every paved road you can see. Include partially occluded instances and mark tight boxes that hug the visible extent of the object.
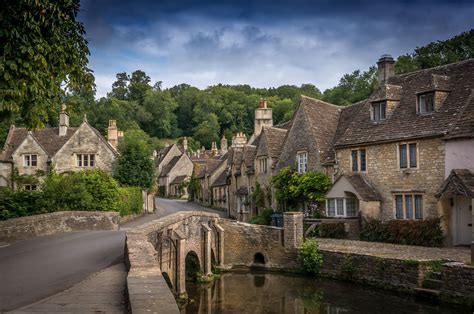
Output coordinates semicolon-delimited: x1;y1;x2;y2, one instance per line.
0;198;225;312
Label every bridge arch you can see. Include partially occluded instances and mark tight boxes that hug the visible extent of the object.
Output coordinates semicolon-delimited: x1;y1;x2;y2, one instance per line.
185;251;201;283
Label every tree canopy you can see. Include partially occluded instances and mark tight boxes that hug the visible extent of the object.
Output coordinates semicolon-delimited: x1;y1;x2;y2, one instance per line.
1;0;94;128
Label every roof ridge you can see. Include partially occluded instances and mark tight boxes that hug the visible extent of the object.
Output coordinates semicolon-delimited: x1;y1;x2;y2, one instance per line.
393;58;474;79
445;88;474;138
300;94;344;109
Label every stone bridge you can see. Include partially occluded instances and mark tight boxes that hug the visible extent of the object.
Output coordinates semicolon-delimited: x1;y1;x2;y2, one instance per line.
125;211;303;312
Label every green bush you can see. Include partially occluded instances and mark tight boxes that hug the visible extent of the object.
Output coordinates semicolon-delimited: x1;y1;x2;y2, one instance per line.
319;223;347;239
360;218;444;247
0;188;47;220
117;187;143;216
249;208;274;225
298;239;324;275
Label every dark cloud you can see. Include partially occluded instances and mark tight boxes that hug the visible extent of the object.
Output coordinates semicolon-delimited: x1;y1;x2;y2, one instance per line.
78;0;474;97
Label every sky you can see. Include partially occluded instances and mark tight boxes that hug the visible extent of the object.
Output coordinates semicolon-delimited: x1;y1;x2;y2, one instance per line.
78;0;474;98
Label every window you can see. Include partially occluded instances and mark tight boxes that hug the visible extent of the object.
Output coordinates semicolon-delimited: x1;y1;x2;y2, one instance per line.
24;184;37;191
399;143;417;169
297;152;308;173
326;198;358;217
24;154;38;167
77;154;95;167
259;157;268;174
394;194;423;219
418;92;434;114
372;101;386;121
351;149;367;172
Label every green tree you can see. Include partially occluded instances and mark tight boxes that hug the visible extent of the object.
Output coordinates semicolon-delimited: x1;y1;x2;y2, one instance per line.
114;129;154;189
298;239;323;275
128;70;152;103
143;90;178;138
109;72;129;100
1;0;94;128
193;113;220;149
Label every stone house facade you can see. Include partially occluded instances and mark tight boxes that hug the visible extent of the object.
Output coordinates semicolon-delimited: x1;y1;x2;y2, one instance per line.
0;107;120;189
326;56;474;246
156;143;193;198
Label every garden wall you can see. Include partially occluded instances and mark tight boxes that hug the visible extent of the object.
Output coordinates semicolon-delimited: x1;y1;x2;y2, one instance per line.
440;262;474;306
0;211;120;243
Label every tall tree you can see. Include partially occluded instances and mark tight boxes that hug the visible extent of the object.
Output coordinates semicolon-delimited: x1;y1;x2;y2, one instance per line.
110;72;129;100
128;70;151;103
142;90;178;138
1;0;94;128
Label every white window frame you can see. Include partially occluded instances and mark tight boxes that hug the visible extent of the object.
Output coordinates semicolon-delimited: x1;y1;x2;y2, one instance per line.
24;184;37;191
76;154;96;167
326;198;359;218
258;157;268;174
297;151;308;173
397;142;418;170
394;193;423;220
24;154;38;167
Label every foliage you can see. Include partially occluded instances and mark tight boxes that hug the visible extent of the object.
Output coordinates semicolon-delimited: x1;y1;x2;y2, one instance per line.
340;256;355;279
186;175;201;201
117;186;143;216
319;223;347;239
298;239;324;275
395;29;474;74
1;0;94;128
251;182;266;212
249;208;274;225
360;218;444;247
0;188;46;220
272;167;331;211
114;129;154;190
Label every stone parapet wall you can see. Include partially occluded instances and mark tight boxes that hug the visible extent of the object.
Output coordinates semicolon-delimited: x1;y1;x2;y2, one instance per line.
440;262;474;306
0;211;119;243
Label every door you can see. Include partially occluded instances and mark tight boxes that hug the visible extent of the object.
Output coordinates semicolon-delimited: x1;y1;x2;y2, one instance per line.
454;196;472;245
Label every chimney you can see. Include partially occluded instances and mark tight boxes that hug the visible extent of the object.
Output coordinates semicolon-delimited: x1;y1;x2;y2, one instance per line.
183;137;188;152
107;120;118;148
220;135;228;155
259;98;267;108
211;141;218;155
377;54;395;85
59;104;69;136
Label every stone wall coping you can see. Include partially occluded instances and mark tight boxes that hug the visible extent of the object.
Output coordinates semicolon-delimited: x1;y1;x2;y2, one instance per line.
0;210;119;225
219;218;284;231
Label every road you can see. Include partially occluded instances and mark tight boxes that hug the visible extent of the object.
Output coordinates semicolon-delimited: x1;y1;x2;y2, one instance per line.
0;198;225;312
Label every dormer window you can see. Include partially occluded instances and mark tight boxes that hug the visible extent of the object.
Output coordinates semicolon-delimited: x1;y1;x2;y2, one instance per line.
417;92;434;114
372;101;386;121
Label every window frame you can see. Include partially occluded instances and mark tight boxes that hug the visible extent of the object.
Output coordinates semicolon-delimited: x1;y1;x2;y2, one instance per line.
23;154;38;167
417;92;435;114
351;148;367;173
24;184;38;191
258;157;268;174
326;197;359;218
371;101;387;122
296;151;308;174
76;154;96;168
393;193;423;220
397;142;418;170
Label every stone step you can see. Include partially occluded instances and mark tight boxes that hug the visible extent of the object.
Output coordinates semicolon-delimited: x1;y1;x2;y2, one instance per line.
422;278;443;290
414;287;441;300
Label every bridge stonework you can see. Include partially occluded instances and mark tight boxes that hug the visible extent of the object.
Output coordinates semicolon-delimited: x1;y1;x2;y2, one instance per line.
125;211;303;313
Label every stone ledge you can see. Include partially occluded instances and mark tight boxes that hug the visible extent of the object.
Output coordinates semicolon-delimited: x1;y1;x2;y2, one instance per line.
0;211;120;243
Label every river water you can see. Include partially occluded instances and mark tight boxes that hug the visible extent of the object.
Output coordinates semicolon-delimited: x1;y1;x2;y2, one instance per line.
184;272;470;313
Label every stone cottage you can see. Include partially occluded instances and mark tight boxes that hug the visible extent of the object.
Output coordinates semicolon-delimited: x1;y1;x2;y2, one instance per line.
0;106;120;189
325;56;474;246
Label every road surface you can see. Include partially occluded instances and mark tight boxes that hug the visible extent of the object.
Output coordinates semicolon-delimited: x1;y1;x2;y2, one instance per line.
0;198;225;311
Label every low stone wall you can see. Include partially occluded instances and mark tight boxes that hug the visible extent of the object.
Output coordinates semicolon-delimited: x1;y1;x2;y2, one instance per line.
440;262;474;306
320;250;429;290
219;219;299;270
0;211;120;243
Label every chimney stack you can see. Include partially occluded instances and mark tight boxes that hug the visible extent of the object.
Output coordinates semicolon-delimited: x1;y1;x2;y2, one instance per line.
107;120;118;148
377;54;395;85
183;137;188;152
211;141;218;155
259;98;267;108
59;104;69;136
220;135;228;155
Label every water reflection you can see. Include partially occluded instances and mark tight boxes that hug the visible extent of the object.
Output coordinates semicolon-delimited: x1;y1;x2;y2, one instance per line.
184;272;469;313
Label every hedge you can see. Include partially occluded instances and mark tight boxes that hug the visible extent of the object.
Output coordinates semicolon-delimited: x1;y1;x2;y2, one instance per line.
117;187;143;216
360;218;444;247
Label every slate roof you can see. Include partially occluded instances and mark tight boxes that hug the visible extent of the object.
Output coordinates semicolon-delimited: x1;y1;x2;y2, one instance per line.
335;59;474;147
170;175;188;185
211;170;228;187
243;145;257;173
260;127;287;159
334;174;382;201
195;159;222;179
0;127;78;161
299;96;343;164
159;155;181;177
445;89;474;139
436;169;474;198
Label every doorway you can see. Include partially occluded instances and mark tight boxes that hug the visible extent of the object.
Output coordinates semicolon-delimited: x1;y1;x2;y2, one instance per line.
453;196;472;246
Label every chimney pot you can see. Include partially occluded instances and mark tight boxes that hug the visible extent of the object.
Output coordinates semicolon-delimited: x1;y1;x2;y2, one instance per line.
59;104;69;136
377;54;395;85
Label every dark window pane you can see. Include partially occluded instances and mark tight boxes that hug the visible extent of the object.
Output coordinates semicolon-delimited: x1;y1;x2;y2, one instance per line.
327;199;336;217
336;199;344;216
426;93;434;112
351;150;358;172
405;195;413;219
415;195;423;219
90;154;95;167
395;195;403;219
409;143;417;168
399;144;407;168
381;102;386;119
346;198;357;217
360;149;366;172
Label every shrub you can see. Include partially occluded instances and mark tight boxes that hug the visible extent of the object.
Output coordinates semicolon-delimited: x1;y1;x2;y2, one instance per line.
360;218;444;247
0;188;47;220
298;239;324;275
117;187;143;216
249;208;274;225
319;222;347;239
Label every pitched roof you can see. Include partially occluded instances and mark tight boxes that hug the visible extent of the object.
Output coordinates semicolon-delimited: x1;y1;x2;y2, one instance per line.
243;145;257;173
159;155;181;177
445;89;474;139
195;158;222;179
260;127;287;159
335;174;382;201
211;170;228;187
235;186;248;195
335;59;474;147
170;175;188;185
1;127;78;161
436;169;474;198
299;96;343;164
